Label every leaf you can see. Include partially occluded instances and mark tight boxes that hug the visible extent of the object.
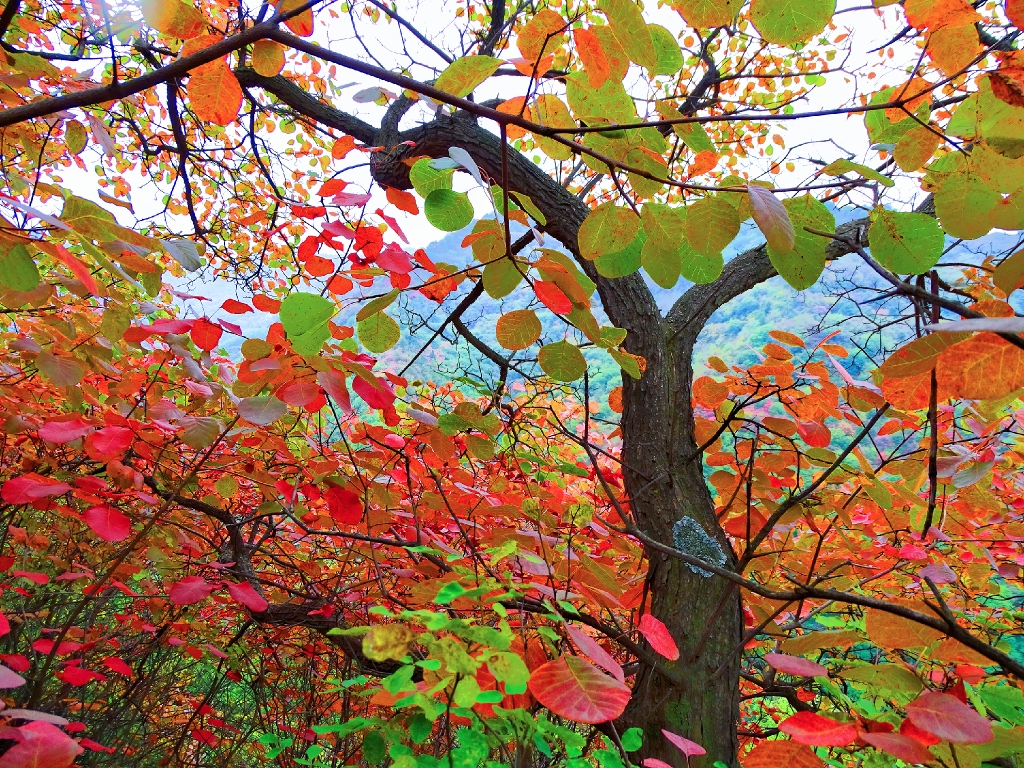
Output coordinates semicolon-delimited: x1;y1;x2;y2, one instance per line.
433;55;503;98
279;292;336;356
595;230;646;278
936;333;1024;400
865;602;944;649
517;8;567;64
538;341;587;382
781;630;861;656
661;730;705;757
357;313;401;354
748;187;795;252
906;691;994;744
573;27;610;88
535;281;573;314
238;396;288;426
0;664;27;688
671;0;739;28
994;249;1024;296
424;189;474;232
640;203;684;289
779;712;858;747
0;244;40;292
410;159;454;197
39;416;94;444
190;318;223;351
821;158;895;187
363;624;415;662
877;332;969;379
566;625;625;683
164;240;203;271
140;0;205;38
684;196;739;257
861;732;937;765
648;25;683;76
180;417;223;448
1;474;71;504
764;652;827;677
743;741;824;768
251;39;285;76
85;426;133;460
767;194;835;290
35;351;84;387
225;581;269;612
356;289;399;322
925;317;1024;333
750;0;836;46
598;0;657;72
528;655;631;724
638;615;680;661
326;486;362;524
277;0;314;36
83;505;132;542
868;208;944;274
0;721;83;768
496;310;542;351
579;202;642;261
168;575;214;606
189;61;242;126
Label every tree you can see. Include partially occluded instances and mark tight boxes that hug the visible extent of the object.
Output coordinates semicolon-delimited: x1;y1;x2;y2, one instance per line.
1;0;1024;766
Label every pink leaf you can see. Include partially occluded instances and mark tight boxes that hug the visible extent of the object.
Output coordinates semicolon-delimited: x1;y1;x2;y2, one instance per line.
748;185;795;253
85;426;133;459
662;729;706;757
83;505;132;542
38;416;94;444
638;614;680;661
764;652;828;678
377;242;414;272
643;761;674;768
0;721;83;768
276;381;321;408
527;655;631;724
566;624;625;683
779;711;858;747
0;611;9;637
317;369;353;413
332;191;372;207
1;474;71;504
905;691;994;744
862;732;937;764
351;374;396;410
167;576;214;606
225;581;269;612
0;663;26;688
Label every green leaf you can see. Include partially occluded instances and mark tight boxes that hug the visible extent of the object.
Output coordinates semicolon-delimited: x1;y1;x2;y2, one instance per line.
598;0;657;71
358;312;401;353
424;189;474;232
565;72;637;125
671;0;739;28
608;348;642;379
640;203;685;289
486;651;530;694
363;731;387;765
684;196;740;257
750;0;836;47
356;289;399;322
680;250;723;284
435;582;467;604
279;292;336;356
821;158;894;187
934;172;1000;240
410;158;455;197
100;303;132;342
648;24;683;76
538;341;587;382
993;248;1024;296
868;208;944;275
767;194;835;289
579;202;641;261
0;243;40;292
433;55;503;98
510;192;546;225
595;230;645;278
620;728;643;752
483;257;525;299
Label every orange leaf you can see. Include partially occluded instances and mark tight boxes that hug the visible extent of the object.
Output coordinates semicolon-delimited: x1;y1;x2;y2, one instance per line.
189;318;223;351
189;61;242;126
927;24;981;76
332;135;358;160
609;386;623;413
573;27;610;89
252;294;281;312
140;0;205;39
936;332;1024;400
317;179;347;197
865;600;944;649
517;8;567;65
277;0;314;36
497;97;528;140
386;187;419;215
687;150;718;177
904;0;980;31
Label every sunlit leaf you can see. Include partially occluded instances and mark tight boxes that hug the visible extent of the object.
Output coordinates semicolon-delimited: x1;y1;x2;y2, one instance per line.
528;655;631;724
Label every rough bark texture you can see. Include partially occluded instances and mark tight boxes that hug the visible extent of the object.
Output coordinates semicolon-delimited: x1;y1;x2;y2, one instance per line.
232;71;882;768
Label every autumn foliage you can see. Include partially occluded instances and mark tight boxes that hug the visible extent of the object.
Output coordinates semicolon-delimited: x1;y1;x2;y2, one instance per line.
1;0;1024;767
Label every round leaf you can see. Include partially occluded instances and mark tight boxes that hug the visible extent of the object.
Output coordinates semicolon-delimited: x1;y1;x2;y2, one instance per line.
868;208;944;275
0;244;41;292
357;312;401;353
578;202;641;261
750;0;836;47
538;340;587;382
496;309;542;350
528;655;631;724
424;189;474;232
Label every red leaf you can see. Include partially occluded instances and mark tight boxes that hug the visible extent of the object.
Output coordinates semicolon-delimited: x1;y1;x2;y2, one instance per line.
252;294;282;313
862;732;936;764
221;299;253;314
662;729;706;757
79;737;114;753
225;581;269;612
190;318;223;351
779;711;858;747
385;187;418;215
317;369;353;413
168;576;214;606
12;571;49;585
748;185;795;252
377;242;414;273
527;655;631;724
59;666;104;686
325;486;362;524
900;717;941;746
535;280;573;314
0;612;9;637
0;721;83;768
351;374;396;410
764;652;827;678
277;381;321;408
83;505;132;542
318;178;348;197
38;416;94;444
54;244;99;295
638;615;680;661
85;426;133;460
566;624;624;683
102;657;133;676
797;420;831;448
2;474;71;504
905;691;994;744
